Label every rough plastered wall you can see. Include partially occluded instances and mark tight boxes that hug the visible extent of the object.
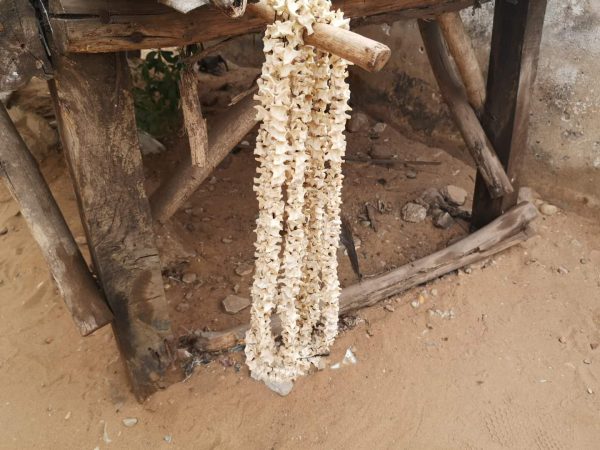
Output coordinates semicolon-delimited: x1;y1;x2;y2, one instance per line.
351;0;600;218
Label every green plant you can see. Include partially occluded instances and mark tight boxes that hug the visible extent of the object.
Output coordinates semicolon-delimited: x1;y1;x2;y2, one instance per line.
133;50;184;138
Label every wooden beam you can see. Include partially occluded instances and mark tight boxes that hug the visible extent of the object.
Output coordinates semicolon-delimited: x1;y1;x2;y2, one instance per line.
150;92;258;223
0;103;113;336
48;0;475;54
50;51;180;400
437;11;485;114
179;68;208;168
0;0;52;91
471;0;548;229
418;19;513;199
195;202;538;352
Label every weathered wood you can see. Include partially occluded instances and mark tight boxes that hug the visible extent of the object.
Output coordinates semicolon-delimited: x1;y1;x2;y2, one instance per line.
471;0;548;229
49;0;472;54
437;11;485;114
195;202;538;352
247;1;390;72
50;52;179;400
0;0;52;91
418;19;513;199
0;104;113;336
179;68;208;168
150;92;258;223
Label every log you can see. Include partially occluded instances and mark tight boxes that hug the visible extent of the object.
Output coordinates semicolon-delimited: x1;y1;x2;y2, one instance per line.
195;201;538;352
0;0;52;91
0;104;113;336
48;0;471;55
471;0;548;229
179;68;208;168
150;91;258;223
418;19;513;199
247;2;390;72
437;11;486;114
50;52;180;400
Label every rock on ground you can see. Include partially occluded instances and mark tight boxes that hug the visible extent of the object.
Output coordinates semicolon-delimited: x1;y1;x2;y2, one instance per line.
441;185;467;206
401;202;427;223
222;295;251;314
346;111;370;133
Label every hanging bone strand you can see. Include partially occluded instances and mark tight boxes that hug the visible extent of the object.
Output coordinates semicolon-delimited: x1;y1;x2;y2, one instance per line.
245;0;350;388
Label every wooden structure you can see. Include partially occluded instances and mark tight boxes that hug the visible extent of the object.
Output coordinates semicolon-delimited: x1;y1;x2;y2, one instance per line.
0;0;547;400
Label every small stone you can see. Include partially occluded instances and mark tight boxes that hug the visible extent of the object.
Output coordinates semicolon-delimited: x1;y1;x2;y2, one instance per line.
222;237;233;244
122;417;138;427
401;202;427;223
369;143;395;159
354;238;362;249
591;343;599;350
540;203;558;216
209;176;217;185
584;359;591;365
431;288;438;297
64;411;71;420
405;169;417;179
557;266;569;275
558;336;567;344
464;267;472;274
164;435;173;444
370;122;387;136
0;227;8;236
441;185;468;206
433;212;454;229
176;348;192;360
264;379;294;396
346;111;370;133
182;272;197;284
587;387;594;394
175;302;190;312
184;291;193;300
410;300;419;308
222;295;251;314
580;258;587;265
233;283;240;294
384;304;395;312
342;348;358;365
235;264;253;277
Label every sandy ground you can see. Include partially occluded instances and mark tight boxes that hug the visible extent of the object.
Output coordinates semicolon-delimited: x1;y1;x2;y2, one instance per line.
1;123;600;448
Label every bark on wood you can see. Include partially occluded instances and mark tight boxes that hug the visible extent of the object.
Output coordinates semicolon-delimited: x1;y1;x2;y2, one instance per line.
48;0;470;54
437;11;486;114
0;0;52;91
195;202;538;352
0;104;113;336
471;0;548;229
150;92;258;223
179;68;208;168
418;19;513;199
50;52;179;400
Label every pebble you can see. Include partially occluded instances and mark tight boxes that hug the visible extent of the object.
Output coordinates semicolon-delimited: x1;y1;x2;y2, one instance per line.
164;435;173;444
587;387;594;394
433;211;454;229
176;348;192;360
591;343;599;350
0;227;8;236
369;143;395;159
540;203;558;216
371;122;387;136
222;237;233;244
401;202;427;223
182;272;197;284
235;264;253;277
558;336;567;344
264;379;294;396
410;300;419;308
346;111;370;133
441;185;468;206
222;295;251;314
175;302;190;313
584;359;591;365
342;348;358;365
122;417;138;427
384;304;395;312
557;266;569;275
405;169;417;179
431;288;438;297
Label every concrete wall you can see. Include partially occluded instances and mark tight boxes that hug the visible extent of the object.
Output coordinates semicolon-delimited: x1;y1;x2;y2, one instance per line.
351;0;600;217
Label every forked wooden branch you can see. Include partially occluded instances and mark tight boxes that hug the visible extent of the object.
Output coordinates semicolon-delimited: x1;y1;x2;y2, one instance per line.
194;202;538;352
247;1;391;72
0;104;113;336
437;11;486;114
150;92;258;223
418;19;513;199
179;68;208;168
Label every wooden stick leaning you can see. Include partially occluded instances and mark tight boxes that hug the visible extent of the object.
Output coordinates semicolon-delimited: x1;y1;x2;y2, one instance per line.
195;201;538;352
150;91;258;223
179;68;208;167
437;11;486;114
0;103;113;336
418;19;513;199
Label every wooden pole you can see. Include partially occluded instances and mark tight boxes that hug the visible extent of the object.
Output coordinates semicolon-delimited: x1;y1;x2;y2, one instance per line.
179;68;208;168
247;1;391;72
418;19;513;199
50;52;180;400
437;11;486;114
0;104;113;336
150;92;258;223
195;202;538;352
471;0;548;229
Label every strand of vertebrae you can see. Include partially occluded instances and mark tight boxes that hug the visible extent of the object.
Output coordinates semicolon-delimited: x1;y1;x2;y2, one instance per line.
244;0;351;387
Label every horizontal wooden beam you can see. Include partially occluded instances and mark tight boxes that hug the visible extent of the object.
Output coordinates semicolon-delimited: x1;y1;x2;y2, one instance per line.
194;201;538;352
49;0;477;54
